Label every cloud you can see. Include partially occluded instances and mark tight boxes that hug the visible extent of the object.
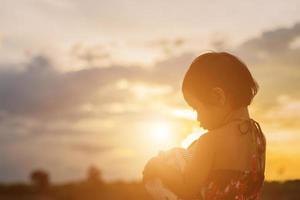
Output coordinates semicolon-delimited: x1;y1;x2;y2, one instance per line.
145;37;186;56
70;143;112;154
260;95;300;131
221;22;300;111
70;43;111;67
0;55;102;119
237;22;300;66
0;51;194;120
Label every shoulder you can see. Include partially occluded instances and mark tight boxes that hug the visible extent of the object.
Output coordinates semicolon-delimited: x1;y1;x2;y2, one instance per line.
196;127;225;145
187;123;234;153
187;131;216;156
197;132;213;145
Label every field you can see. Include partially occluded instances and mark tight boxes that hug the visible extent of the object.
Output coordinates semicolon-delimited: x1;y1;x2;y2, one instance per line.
0;180;299;200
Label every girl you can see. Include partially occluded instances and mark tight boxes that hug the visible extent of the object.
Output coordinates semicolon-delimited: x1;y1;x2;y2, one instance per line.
143;52;266;200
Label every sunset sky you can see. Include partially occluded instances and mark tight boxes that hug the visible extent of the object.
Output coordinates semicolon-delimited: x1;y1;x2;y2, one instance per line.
0;0;300;183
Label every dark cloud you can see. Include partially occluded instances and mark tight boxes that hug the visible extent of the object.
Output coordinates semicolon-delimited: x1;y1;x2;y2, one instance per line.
0;55;125;119
0;52;194;120
222;22;300;109
236;22;300;66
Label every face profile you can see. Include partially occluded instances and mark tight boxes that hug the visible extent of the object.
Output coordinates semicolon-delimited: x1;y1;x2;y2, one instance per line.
182;52;259;130
184;85;234;130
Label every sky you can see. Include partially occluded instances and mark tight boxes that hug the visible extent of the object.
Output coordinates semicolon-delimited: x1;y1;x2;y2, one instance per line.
0;0;300;183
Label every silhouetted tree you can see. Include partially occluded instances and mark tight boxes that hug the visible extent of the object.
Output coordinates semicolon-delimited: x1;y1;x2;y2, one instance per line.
86;165;103;185
30;169;50;192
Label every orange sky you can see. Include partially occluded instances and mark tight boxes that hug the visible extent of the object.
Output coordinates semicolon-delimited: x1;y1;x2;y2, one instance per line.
0;0;299;183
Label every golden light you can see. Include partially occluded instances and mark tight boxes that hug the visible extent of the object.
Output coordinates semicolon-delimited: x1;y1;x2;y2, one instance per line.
181;128;207;149
149;121;173;143
171;108;197;120
111;46;161;67
139;120;177;154
131;83;172;100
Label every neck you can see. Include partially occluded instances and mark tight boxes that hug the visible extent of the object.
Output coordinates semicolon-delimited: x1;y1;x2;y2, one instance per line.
212;107;250;130
223;106;250;124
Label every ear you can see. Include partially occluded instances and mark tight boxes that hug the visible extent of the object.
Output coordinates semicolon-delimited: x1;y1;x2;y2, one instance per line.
210;87;226;106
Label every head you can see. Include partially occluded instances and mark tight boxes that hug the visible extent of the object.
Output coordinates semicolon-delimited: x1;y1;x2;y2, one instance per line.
182;52;259;130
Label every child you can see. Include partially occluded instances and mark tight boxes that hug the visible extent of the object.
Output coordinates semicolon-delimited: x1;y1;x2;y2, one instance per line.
143;52;266;200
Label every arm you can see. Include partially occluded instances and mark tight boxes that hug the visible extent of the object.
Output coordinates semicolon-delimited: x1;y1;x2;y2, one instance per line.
158;134;215;199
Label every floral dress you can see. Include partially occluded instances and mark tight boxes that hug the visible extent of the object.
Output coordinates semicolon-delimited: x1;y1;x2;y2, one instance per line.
201;119;266;200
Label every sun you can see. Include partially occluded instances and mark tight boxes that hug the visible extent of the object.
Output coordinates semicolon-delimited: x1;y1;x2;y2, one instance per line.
148;121;173;144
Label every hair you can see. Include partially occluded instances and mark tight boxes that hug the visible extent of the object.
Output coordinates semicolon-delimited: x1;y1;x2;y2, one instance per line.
182;52;259;109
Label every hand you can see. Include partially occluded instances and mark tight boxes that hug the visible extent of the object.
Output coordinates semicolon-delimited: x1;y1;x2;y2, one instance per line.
158;150;168;159
142;155;164;183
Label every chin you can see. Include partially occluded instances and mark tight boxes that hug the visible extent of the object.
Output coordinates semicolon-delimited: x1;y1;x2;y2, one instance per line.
199;121;208;129
199;121;214;130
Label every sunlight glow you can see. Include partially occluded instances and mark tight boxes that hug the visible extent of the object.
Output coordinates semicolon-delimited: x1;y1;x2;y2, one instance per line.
181;128;207;149
131;83;172;99
171;109;197;120
111;46;162;67
150;122;173;143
